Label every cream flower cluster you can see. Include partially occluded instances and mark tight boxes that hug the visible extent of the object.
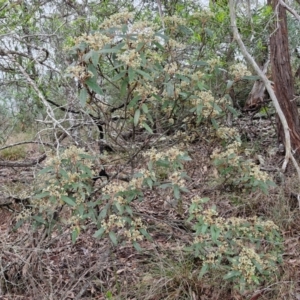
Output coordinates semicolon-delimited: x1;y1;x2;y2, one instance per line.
191;90;228;118
229;63;252;80
169;171;185;187
124;218;145;242
117;49;142;68
100;11;134;30
143;146;184;162
233;247;263;283
135;82;159;101
75;32;111;51
207;58;220;71
216;126;239;140
101;214;126;233
67;65;93;81
164;62;178;75
101;215;145;242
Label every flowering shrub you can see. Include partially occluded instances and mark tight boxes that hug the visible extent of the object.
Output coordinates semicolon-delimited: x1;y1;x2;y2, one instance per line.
23;146;96;241
142;146;191;200
94;146;191;246
187;196;283;292
27;144;191;247
66;9;234;142
211;126;274;193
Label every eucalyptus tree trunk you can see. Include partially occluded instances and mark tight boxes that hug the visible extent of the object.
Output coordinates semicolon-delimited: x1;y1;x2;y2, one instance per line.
268;0;300;155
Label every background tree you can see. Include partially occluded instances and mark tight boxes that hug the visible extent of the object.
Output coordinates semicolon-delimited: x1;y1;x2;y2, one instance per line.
268;0;300;155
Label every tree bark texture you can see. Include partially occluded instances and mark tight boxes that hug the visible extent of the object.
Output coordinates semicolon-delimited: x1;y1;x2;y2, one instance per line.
268;0;300;154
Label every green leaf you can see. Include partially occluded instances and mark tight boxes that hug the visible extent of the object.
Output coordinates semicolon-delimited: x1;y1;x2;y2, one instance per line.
109;231;118;245
166;82;174;97
140;228;153;241
226;105;239;116
128;67;136;83
91;50;101;66
199;263;208;278
120;79;128;97
112;70;127;82
153;41;165;51
61;196;76;206
211;118;218;129
223;270;241;280
141;103;148;113
197;81;206;90
38;166;53;175
99;47;121;54
136;42;145;52
85;77;104;95
79;88;88;106
134;109;140;126
32;192;50;199
154;31;169;41
180;154;192;161
210;225;220;243
14;219;25;230
32;215;47;225
115;201;124;213
125;205;133;215
93;227;105;238
87;64;98;77
71;227;80;243
196;103;203;115
195;60;208;66
135;69;153;81
133;241;142;252
226;80;234;89
98;206;108;220
251;275;260;285
200;224;208;234
77;203;85;216
142;122;153;134
106;291;113;299
159;183;172;189
175;74;190;82
146;177;153;188
253;260;263;273
180;186;189;193
128;95;141;108
174;185;180;199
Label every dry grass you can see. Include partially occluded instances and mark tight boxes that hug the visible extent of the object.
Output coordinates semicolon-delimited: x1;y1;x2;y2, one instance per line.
0;131;39;161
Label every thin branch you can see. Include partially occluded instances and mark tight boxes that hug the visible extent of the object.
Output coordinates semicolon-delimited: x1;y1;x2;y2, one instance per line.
6;52;73;154
0;141;53;151
156;0;165;29
279;0;300;22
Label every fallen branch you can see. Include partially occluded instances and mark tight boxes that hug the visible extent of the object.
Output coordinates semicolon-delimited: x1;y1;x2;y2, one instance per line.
0;140;53;151
0;154;47;167
0;132;67;167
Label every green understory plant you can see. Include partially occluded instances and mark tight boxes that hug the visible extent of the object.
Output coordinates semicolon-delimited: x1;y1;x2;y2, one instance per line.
94;145;191;248
187;196;283;292
27;145;191;247
211;125;275;193
20;146;96;241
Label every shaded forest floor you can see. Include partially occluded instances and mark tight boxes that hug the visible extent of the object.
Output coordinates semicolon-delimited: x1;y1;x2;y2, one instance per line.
1;114;300;300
